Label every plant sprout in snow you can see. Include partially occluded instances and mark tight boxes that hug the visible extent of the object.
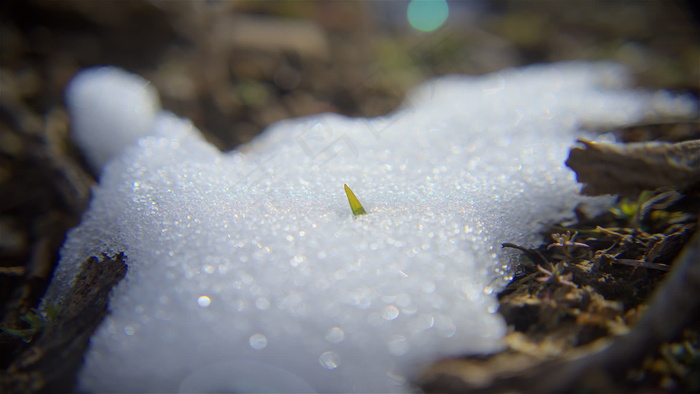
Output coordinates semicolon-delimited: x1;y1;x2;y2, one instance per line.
344;184;366;216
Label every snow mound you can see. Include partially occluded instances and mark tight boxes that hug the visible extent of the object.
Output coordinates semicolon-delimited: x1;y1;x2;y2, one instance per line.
45;62;695;392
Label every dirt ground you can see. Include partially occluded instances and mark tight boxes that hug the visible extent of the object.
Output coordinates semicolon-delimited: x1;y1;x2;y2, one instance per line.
1;1;699;392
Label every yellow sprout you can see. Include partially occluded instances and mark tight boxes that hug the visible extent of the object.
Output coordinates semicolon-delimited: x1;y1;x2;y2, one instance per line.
344;184;367;216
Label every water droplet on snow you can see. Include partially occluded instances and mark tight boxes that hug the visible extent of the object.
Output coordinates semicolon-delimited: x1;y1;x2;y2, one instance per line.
249;333;268;350
383;305;400;320
324;327;345;344
318;351;340;370
197;296;211;308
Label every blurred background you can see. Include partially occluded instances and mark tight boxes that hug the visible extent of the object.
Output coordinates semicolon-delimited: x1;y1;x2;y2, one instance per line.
0;0;699;389
2;0;698;149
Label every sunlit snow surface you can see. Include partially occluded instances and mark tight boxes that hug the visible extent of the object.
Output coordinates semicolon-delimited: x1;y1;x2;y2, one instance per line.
46;62;695;392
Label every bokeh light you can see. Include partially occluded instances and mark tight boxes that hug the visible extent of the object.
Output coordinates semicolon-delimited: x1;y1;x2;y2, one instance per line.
407;0;449;32
197;295;211;307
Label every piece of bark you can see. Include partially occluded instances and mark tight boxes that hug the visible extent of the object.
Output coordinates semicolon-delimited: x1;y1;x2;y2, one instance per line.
0;254;127;393
565;139;700;197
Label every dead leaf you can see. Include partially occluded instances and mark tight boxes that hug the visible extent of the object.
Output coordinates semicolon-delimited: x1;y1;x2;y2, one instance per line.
565;139;700;197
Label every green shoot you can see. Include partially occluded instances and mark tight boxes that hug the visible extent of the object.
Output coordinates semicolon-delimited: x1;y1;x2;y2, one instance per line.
344;184;367;216
608;190;655;229
0;304;61;343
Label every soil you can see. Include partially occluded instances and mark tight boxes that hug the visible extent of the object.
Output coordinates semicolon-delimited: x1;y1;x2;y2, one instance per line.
1;1;698;392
